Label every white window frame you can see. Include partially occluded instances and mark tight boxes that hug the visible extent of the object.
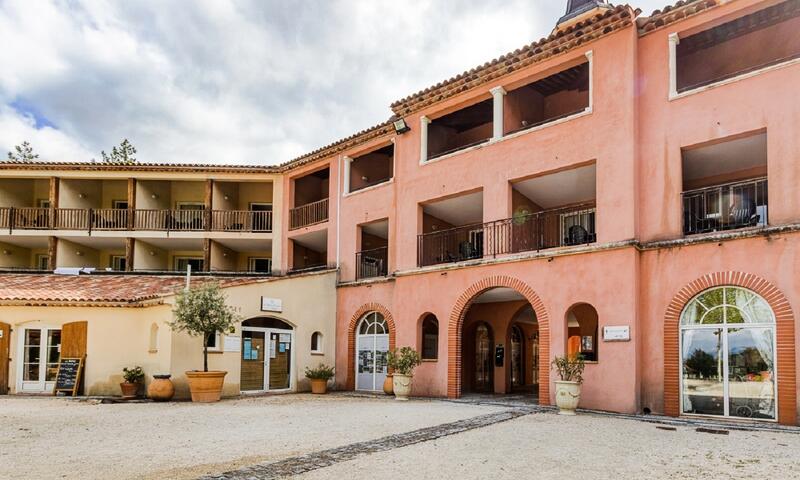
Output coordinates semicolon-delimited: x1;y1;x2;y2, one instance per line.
559;207;596;244
35;254;50;270
174;256;204;272
248;257;272;273
110;255;127;271
311;331;324;354
205;332;222;352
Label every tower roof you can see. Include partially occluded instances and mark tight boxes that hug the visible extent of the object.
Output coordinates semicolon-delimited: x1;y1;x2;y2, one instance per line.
557;0;611;26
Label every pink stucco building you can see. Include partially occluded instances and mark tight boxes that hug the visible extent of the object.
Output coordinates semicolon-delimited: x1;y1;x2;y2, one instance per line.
282;0;800;425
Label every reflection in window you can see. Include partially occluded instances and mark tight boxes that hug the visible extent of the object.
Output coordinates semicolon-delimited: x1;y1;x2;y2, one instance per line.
566;304;598;362
680;286;776;420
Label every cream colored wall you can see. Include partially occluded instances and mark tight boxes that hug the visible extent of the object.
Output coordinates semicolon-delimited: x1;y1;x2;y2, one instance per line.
1;304;173;396
98;250;125;270
238;182;273;210
170;181;204;208
235;251;272;272
136;181;170;210
57;238;100;268
101;180;128;208
210;241;237;271
133;240;167;270
59;179;102;209
167;270;338;397
0;240;31;268
33;179;49;205
30;248;48;268
0;179;36;207
212;182;238;210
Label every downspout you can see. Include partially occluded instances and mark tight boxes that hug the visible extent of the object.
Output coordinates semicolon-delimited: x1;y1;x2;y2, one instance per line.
336;154;342;269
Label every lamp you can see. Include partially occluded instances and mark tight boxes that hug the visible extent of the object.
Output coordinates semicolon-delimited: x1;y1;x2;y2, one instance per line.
2;249;10;255
392;117;410;134
149;250;156;256
75;250;83;256
361;176;369;182
78;193;86;199
223;194;230;201
151;194;159;200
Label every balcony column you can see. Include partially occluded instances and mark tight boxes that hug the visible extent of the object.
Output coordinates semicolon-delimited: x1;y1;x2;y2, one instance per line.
48;177;59;229
203;238;212;272
490;86;506;140
343;156;352;195
419;115;431;163
124;237;134;272
127;178;136;230
47;236;57;270
668;33;680;98
204;179;213;230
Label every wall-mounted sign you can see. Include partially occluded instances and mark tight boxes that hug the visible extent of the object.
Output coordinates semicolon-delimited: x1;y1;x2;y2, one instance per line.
261;297;282;312
224;335;241;353
603;325;630;342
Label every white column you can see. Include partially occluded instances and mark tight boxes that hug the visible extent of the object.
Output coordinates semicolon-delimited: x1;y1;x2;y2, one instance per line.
342;156;352;195
584;50;594;111
490;86;506;140
668;33;680;98
419;115;431;163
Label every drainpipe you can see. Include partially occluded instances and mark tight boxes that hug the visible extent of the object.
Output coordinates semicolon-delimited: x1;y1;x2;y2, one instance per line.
336;154;342;269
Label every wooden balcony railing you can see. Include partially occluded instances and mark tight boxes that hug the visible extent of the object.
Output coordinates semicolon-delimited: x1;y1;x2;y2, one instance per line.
289;198;329;230
0;207;272;233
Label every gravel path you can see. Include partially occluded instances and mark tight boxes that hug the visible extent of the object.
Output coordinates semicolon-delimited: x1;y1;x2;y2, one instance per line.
0;394;502;480
297;411;800;480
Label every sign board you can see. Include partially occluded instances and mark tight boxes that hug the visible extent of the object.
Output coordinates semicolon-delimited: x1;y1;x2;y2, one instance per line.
603;326;630;342
53;357;84;396
224;335;241;353
261;297;282;312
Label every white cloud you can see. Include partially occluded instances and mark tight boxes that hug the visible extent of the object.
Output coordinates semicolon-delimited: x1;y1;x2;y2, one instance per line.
0;0;671;165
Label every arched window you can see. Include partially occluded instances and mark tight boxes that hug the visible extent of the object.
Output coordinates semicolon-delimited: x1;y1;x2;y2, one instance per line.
311;331;323;353
566;304;598;361
356;312;389;391
420;314;439;360
148;323;159;352
680;286;776;420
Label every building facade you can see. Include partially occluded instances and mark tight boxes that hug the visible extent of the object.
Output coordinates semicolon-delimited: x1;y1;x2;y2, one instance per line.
1;0;799;425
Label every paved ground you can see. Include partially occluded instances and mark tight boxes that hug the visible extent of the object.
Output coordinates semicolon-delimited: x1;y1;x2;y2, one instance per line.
2;394;800;480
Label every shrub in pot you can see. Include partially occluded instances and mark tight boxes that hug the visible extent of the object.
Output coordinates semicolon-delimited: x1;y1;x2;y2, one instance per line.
551;354;585;415
387;347;422;401
304;364;335;394
120;366;144;399
169;282;239;403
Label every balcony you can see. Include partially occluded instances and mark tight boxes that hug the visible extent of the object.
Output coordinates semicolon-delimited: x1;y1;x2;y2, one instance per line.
356;246;388;280
0;207;272;233
289;198;329;230
682;178;768;236
417;204;596;267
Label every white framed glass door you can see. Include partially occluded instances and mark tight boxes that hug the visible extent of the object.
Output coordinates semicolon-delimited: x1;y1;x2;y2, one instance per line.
19;327;61;393
355;312;389;391
241;327;293;393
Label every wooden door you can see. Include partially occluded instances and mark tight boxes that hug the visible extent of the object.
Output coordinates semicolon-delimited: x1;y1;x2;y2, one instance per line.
61;321;87;395
0;322;9;395
474;323;493;393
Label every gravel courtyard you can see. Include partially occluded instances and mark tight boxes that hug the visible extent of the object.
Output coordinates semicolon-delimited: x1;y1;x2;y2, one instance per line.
2;394;800;480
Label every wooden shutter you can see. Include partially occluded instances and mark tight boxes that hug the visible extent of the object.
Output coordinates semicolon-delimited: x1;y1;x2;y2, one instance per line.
0;322;9;395
61;321;88;358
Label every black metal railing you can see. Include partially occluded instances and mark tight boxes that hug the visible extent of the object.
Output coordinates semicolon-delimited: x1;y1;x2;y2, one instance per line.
682;177;767;236
417;204;596;267
356;246;388;280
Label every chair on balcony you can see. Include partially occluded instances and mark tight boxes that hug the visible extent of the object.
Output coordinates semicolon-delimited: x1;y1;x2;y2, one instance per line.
458;240;480;260
563;225;596;246
728;205;760;229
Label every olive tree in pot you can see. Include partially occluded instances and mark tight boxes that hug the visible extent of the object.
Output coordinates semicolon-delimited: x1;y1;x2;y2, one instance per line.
387;347;422;401
304;364;335;394
169;282;239;403
120;366;145;399
551;354;585;415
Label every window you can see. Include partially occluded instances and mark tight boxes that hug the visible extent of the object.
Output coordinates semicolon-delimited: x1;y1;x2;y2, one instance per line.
149;323;159;352
204;332;221;351
560;208;597;246
174;257;204;272
680;286;776;420
35;254;50;270
421;315;439;360
566;304;598;362
110;255;127;271
112;200;129;209
248;257;272;273
311;331;323;353
249;203;273;212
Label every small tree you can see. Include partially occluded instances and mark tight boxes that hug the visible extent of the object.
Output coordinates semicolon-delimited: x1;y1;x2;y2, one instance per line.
387;347;422;376
7;141;39;162
551;353;586;384
169;282;239;372
101;138;137;164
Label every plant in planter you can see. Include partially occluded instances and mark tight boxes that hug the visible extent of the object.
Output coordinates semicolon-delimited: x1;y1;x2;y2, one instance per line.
387;347;422;401
304;364;335;394
551;354;585;415
120;366;144;399
169;282;239;403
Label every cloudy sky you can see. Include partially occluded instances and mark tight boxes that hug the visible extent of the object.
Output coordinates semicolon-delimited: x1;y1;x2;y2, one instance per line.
0;0;667;166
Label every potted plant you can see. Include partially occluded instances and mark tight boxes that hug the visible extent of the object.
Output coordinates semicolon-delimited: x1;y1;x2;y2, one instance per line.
169;282;239;403
304;364;335;394
120;366;144;399
551;354;585;415
387;347;422;401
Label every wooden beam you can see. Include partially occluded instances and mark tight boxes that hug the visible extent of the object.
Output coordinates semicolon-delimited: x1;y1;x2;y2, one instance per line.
47;236;57;270
124;237;134;272
204;179;213;230
48;177;59;229
127;178;136;230
203;238;211;272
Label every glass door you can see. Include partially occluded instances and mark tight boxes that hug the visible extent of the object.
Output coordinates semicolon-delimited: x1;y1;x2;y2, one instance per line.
241;328;293;392
20;328;61;393
241;330;266;392
474;323;493;393
268;330;292;391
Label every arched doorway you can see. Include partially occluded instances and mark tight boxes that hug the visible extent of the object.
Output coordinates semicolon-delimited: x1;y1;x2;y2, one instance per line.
679;286;776;420
355;312;389;391
240;317;294;393
458;285;541;399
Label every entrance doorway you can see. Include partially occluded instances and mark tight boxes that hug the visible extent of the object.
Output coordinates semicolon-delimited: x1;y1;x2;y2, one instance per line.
510;325;524;389
240;317;293;393
17;326;61;393
474;323;494;392
355;312;389;391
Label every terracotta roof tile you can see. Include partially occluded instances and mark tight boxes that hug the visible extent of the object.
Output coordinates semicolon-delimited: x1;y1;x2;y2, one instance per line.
0;274;267;306
0;161;279;174
389;4;636;117
637;0;720;35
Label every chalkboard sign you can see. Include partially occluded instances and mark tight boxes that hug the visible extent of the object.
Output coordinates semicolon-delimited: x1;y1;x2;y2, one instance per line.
53;357;84;396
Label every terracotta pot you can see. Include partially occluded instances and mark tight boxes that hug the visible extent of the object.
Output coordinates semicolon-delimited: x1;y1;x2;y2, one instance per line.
383;374;394;395
185;371;227;403
148;374;175;402
555;381;581;415
309;378;328;394
392;373;412;401
120;382;139;399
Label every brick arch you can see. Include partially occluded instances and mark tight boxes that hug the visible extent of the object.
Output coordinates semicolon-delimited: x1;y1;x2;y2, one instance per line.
346;303;396;391
448;276;550;404
664;272;796;425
